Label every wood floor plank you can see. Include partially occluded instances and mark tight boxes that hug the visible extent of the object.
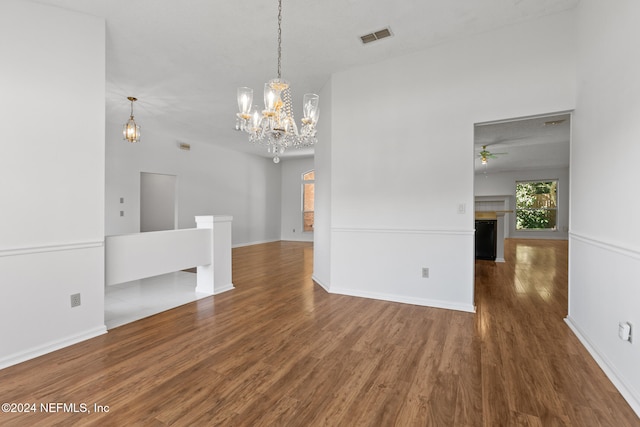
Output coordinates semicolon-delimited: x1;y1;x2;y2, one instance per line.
0;239;638;426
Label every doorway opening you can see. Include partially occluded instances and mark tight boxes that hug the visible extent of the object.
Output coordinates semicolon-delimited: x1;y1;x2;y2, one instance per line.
473;111;572;307
140;172;177;232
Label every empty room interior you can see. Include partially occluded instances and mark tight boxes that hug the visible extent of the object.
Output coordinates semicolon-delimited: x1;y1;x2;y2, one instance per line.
1;0;639;425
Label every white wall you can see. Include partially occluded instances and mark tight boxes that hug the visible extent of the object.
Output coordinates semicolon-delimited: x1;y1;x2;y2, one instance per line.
566;0;640;415
280;157;315;242
313;79;333;290
106;125;282;246
475;167;570;240
316;11;576;311
0;1;106;368
140;172;177;232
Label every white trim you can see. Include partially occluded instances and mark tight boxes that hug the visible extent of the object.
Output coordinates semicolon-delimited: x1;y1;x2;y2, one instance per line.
0;240;104;258
281;237;314;243
312;275;330;292
232;238;280;248
332;227;475;236
475;110;574;127
330;286;476;313
211;283;235;295
0;326;107;370
570;231;640;261
565;317;640;417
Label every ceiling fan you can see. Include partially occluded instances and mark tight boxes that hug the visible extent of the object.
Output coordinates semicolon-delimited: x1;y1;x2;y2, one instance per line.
478;145;507;165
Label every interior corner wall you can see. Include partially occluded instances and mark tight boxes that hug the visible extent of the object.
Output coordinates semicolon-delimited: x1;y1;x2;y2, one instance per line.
324;11;576;311
280;156;315;242
567;0;640;415
312;79;333;290
475;167;570;240
105;125;282;247
0;1;106;368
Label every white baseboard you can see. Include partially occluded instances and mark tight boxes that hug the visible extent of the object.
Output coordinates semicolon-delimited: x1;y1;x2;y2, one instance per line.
329;286;476;313
311;275;330;292
0;325;107;370
280;237;314;243
311;274;475;312
565;316;640;417
213;284;235;295
232;239;280;248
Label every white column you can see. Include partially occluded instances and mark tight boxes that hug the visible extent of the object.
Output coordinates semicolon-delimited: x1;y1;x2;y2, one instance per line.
195;215;235;295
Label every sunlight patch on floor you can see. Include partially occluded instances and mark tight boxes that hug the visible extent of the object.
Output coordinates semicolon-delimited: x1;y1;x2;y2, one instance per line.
104;271;209;329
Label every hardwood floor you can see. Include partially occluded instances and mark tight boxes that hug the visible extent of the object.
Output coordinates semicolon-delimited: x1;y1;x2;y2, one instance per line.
476;239;637;426
0;239;638;426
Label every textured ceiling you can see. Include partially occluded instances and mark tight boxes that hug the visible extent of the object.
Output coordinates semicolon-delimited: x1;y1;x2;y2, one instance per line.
32;0;579;159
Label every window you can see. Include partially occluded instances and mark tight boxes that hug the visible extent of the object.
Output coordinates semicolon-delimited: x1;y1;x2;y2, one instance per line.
302;170;315;232
515;180;558;230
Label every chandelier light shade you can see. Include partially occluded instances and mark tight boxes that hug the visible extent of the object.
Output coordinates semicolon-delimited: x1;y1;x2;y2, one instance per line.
237;87;253;119
123;96;140;143
235;0;319;163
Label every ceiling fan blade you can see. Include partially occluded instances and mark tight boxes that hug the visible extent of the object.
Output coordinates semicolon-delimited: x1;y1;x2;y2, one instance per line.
475;136;530;147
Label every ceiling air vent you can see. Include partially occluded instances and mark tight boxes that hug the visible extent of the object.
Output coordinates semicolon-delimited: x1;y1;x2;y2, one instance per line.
360;27;392;44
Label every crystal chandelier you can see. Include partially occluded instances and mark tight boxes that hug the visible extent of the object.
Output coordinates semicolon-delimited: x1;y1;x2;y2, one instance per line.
123;96;140;143
235;0;319;164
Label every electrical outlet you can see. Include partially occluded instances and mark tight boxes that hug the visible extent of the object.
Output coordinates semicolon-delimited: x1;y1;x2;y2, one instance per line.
70;293;81;308
422;267;429;278
120;211;124;217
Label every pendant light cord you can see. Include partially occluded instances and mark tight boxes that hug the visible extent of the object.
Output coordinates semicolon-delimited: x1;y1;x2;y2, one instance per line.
277;0;282;79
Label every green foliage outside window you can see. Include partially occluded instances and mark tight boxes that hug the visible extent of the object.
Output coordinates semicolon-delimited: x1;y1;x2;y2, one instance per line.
515;181;557;230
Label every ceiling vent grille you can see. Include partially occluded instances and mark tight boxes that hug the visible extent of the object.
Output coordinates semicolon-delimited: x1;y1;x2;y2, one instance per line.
360;27;392;44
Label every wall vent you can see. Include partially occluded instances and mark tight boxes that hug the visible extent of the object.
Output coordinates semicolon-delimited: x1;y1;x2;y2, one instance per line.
70;293;81;308
360;27;393;44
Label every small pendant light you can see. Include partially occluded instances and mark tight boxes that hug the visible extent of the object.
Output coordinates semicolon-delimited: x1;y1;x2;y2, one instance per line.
123;96;140;143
